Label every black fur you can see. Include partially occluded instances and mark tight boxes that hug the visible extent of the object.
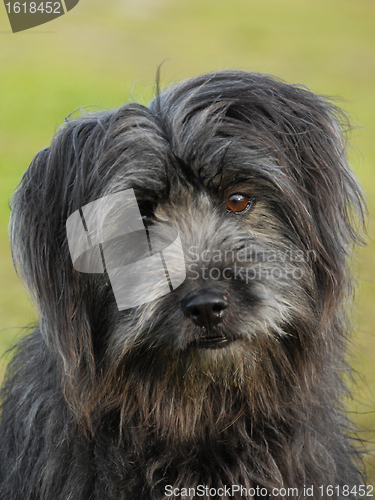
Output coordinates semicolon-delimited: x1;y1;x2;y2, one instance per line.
0;71;367;499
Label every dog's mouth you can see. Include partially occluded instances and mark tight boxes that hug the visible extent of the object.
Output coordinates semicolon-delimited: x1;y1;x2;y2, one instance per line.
190;331;235;349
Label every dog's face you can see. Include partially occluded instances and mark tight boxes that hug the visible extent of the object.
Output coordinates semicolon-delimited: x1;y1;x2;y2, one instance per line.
10;71;364;429
103;162;315;374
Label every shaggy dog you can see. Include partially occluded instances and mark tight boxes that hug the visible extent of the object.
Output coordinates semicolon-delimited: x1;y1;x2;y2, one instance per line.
0;71;367;499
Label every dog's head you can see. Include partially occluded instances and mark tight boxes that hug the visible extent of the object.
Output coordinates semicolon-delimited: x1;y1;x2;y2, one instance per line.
10;71;365;428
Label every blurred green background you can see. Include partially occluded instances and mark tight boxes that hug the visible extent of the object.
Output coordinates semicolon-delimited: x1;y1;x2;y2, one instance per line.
0;0;374;484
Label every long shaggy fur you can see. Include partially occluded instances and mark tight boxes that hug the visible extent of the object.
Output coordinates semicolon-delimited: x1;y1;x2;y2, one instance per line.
0;71;367;499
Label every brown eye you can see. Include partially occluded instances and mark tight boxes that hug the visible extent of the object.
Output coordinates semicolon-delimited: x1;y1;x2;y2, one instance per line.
227;194;251;213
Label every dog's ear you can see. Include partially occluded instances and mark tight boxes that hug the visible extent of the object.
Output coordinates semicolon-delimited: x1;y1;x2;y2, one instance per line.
265;89;366;315
9;116;110;388
9;103;165;397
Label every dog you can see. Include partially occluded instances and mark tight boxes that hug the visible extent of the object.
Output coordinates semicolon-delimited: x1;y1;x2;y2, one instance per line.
0;71;367;499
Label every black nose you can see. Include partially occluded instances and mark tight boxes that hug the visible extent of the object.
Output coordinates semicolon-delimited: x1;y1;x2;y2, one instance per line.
182;292;229;328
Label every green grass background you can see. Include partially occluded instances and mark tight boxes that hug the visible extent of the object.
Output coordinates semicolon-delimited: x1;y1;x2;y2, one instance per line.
0;0;374;484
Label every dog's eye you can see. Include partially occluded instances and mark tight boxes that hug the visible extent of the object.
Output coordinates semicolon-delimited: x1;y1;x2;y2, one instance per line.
138;203;156;227
141;215;153;228
227;194;251;213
